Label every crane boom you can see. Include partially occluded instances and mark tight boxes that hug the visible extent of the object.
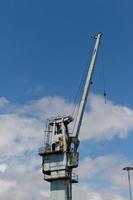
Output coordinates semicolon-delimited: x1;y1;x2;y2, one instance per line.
73;32;103;140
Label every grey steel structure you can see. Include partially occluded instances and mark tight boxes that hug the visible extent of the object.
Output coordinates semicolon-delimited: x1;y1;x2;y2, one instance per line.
39;33;103;200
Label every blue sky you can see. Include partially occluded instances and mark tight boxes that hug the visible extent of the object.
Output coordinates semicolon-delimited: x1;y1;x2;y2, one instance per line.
0;1;133;200
0;0;133;105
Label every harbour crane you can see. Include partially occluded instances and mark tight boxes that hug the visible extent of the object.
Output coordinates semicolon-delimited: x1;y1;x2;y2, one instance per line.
39;32;103;200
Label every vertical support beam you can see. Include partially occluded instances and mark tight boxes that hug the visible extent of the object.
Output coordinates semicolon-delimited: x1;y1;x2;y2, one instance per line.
51;179;72;200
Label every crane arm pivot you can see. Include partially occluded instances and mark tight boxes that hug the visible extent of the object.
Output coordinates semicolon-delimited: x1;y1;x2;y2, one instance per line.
73;32;103;143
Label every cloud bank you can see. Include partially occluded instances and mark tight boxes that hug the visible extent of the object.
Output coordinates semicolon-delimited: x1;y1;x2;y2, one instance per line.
0;94;132;199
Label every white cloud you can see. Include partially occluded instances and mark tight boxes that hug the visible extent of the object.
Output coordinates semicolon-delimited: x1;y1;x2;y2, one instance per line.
0;94;132;199
0;155;49;200
73;183;127;200
15;96;74;119
0;97;9;108
80;94;133;140
77;154;130;188
0;179;17;196
0;114;42;158
0;164;7;173
11;94;133;142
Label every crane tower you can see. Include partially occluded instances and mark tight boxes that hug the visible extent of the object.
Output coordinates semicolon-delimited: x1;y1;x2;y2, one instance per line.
39;32;103;200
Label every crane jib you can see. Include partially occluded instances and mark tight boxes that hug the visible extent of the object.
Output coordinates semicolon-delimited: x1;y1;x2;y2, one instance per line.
73;33;103;141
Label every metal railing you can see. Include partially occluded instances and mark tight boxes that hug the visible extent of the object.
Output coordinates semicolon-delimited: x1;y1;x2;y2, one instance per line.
72;173;78;183
44;171;71;180
38;146;45;155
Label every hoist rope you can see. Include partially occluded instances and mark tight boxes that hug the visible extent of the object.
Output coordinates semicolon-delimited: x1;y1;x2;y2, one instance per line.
101;43;107;104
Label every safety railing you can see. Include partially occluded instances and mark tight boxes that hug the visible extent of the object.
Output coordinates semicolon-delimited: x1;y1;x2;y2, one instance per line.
71;173;78;183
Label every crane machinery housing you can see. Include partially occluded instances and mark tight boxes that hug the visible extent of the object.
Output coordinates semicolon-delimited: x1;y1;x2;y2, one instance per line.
39;32;103;200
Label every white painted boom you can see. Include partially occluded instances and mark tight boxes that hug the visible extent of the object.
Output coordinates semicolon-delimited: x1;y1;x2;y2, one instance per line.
73;32;103;139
